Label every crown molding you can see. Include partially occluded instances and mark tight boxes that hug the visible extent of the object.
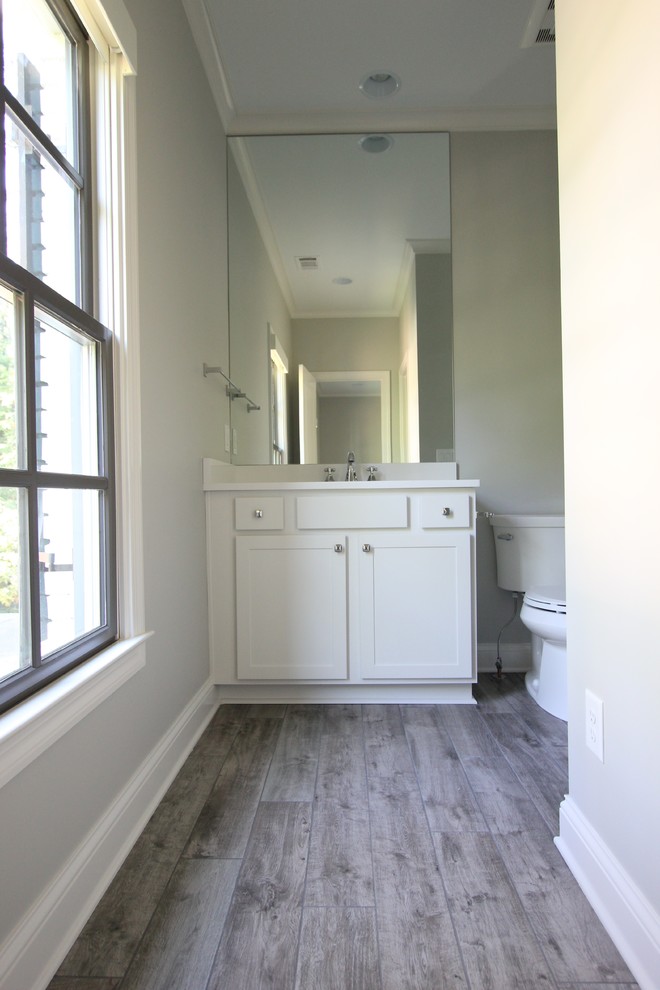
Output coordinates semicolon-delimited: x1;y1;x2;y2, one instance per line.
182;2;557;137
181;0;234;131
226;106;557;136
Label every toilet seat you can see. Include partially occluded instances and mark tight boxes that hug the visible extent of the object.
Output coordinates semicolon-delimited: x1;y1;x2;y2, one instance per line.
524;585;566;613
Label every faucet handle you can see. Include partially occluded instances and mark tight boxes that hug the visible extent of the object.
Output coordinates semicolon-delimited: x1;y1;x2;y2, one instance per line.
366;466;377;481
324;466;336;482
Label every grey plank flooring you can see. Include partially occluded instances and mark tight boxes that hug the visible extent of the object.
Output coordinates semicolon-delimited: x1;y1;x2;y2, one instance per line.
50;675;638;990
294;907;380;990
117;859;239;990
205;801;311;990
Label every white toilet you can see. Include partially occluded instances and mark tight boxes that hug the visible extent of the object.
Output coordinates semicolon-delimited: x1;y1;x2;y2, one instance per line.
490;514;567;721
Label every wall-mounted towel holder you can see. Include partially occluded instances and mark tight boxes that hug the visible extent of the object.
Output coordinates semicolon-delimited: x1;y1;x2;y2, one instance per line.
203;364;261;412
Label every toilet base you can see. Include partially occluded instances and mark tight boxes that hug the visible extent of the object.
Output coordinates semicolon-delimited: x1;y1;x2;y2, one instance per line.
525;639;567;721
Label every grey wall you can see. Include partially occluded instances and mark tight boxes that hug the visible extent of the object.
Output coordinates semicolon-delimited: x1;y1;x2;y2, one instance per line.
451;131;564;647
0;0;229;946
318;395;382;464
292;315;401;461
228;147;293;464
417;253;454;461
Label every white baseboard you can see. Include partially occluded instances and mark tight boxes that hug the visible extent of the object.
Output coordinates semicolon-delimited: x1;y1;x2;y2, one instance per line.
0;679;220;990
556;795;660;990
477;641;531;673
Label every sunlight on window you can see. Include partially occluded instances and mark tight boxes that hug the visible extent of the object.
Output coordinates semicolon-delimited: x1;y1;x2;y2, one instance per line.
39;488;102;658
0;282;25;470
35;307;99;476
0;487;30;682
2;0;77;163
4;117;79;302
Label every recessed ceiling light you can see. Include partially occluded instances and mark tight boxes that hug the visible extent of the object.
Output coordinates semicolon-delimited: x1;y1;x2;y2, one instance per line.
358;134;394;154
333;277;353;285
359;71;401;100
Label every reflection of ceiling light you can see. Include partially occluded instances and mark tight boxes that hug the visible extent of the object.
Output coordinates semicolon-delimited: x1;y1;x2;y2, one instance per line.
359;134;394;154
359;71;401;99
332;277;353;285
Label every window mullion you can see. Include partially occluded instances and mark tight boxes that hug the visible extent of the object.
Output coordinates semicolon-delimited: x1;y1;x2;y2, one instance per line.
19;285;43;668
4;95;85;192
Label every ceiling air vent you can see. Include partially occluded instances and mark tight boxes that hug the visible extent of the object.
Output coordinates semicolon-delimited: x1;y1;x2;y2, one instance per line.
521;0;555;47
295;255;320;271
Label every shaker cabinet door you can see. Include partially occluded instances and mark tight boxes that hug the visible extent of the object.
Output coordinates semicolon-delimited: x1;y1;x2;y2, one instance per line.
357;533;473;679
236;535;348;680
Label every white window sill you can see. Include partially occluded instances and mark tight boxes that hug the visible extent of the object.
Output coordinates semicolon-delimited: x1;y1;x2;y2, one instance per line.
0;632;152;790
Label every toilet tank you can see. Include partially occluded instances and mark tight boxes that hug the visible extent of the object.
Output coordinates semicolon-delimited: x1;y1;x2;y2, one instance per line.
490;514;565;592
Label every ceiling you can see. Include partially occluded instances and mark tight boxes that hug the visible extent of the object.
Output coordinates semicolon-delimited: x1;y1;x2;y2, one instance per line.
230;133;451;317
183;0;557;317
182;0;557;133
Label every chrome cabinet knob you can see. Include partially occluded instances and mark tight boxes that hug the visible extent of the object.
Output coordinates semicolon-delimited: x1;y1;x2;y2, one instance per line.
442;506;451;516
334;544;344;553
254;509;263;518
362;543;372;553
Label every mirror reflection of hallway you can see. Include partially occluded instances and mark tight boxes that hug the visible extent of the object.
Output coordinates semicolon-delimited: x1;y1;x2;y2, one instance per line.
297;367;391;465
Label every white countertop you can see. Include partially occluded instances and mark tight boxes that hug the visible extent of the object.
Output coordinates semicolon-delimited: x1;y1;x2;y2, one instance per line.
203;458;479;491
204;480;480;491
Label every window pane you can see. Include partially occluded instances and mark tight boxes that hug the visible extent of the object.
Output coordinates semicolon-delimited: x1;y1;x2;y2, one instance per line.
39;488;102;657
35;306;99;475
0;282;26;469
2;0;78;166
5;113;79;303
0;487;31;682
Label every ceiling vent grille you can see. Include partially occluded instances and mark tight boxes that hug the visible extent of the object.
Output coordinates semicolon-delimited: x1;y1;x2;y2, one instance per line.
521;0;555;47
296;255;320;271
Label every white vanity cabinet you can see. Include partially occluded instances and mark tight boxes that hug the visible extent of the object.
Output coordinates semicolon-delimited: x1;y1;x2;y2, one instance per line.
236;534;348;680
204;466;479;704
357;532;472;679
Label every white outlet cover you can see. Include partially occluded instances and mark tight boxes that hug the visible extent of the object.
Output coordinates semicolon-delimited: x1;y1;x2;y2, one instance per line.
585;689;604;762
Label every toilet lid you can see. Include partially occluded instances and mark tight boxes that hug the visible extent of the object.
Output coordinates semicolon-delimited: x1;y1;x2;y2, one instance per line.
524;585;566;613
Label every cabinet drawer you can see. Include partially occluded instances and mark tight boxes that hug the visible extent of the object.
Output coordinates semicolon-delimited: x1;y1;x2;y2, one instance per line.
420;494;470;528
235;497;284;530
297;494;408;529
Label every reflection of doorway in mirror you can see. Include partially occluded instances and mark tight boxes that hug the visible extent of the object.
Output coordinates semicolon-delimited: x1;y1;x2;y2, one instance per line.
269;327;289;464
299;368;391;465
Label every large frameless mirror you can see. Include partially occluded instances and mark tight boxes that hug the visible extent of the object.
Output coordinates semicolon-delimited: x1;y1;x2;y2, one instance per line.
227;132;453;465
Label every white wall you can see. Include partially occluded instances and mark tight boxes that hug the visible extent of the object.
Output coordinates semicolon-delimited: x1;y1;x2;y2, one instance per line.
555;3;660;984
451;131;564;647
0;0;229;978
398;266;419;462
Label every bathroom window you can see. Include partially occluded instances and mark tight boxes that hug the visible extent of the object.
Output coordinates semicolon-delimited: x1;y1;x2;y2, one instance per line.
0;0;117;713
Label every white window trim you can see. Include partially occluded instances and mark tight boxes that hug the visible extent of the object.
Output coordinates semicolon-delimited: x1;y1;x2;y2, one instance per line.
0;0;148;790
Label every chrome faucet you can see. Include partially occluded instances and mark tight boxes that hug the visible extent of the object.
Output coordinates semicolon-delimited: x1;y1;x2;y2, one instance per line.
345;450;357;481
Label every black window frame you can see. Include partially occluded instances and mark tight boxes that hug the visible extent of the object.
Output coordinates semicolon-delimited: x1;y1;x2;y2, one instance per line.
0;0;117;714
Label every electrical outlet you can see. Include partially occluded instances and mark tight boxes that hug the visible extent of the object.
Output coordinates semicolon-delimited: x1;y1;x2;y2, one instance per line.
585;689;604;762
224;424;231;453
232;427;238;456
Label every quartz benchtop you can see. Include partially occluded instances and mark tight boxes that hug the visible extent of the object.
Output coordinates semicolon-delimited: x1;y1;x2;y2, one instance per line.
203;458;479;491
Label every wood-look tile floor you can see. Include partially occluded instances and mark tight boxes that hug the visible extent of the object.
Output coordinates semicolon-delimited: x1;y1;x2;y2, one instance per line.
49;675;639;990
